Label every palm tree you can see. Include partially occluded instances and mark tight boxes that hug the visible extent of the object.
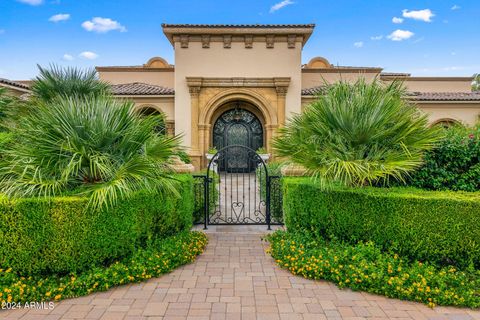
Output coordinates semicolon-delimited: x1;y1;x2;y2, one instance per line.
30;64;110;103
0;95;180;209
273;79;441;187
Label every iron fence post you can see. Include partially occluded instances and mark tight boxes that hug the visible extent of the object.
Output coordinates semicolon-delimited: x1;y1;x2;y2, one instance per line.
266;176;271;230
203;175;208;230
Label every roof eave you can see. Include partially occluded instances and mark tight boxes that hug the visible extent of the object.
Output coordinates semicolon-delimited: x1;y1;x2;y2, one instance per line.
162;24;315;47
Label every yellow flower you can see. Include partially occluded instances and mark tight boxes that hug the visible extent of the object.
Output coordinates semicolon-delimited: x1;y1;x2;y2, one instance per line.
54;294;62;300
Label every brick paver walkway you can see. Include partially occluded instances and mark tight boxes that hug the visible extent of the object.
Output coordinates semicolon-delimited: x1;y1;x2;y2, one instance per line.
2;227;479;320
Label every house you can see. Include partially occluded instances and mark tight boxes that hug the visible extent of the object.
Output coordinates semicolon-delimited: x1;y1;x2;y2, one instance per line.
2;24;479;169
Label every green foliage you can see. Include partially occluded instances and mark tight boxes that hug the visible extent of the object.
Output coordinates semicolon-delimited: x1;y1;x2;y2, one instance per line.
267;231;480;308
0;175;194;276
0;87;17;129
0;132;13;153
256;147;268;154
193;170;219;224
473;73;479;91
0;231;207;303
273;79;441;187
207;147;218;154
282;178;480;268
175;150;191;164
0;95;180;209
30;64;110;103
403;124;480;191
256;162;284;222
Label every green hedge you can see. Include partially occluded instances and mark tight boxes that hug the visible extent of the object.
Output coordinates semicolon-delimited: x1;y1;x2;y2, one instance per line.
283;178;480;268
1;231;207;304
0;175;194;276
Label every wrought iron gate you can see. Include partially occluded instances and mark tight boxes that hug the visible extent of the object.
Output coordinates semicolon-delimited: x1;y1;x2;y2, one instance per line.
193;145;283;229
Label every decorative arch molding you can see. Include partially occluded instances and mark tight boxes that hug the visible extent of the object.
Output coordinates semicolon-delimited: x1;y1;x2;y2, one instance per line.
133;104;175;136
143;56;172;68
431;118;462;128
305;56;332;69
185;76;290;168
134;104;165;115
200;88;277;126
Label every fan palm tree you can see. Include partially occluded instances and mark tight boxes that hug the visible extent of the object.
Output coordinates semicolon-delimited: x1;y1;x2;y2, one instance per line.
0;94;180;209
30;64;110;103
273;79;441;187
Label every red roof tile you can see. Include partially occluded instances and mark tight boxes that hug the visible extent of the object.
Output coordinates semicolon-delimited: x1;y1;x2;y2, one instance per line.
111;82;174;96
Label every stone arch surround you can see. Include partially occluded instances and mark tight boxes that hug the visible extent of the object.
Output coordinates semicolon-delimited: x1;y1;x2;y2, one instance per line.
186;77;290;169
200;89;277;168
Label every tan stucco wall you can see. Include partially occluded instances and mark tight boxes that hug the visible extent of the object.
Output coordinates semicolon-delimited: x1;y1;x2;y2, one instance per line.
301;97;480;126
174;40;302;148
116;96;175;120
302;71;379;89
0;84;29;97
416;102;480;126
387;78;472;93
98;70;174;88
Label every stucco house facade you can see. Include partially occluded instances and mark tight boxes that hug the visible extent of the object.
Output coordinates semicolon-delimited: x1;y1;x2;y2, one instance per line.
2;24;480;170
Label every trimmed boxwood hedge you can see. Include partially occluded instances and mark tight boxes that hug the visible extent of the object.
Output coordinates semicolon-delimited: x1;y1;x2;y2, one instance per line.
283;178;480;268
0;174;194;276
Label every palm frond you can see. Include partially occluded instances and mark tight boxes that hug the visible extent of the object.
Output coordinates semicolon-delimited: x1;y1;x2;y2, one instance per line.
273;79;442;187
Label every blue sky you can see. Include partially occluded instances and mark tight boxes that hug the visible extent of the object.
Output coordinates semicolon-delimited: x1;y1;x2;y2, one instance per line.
0;0;479;80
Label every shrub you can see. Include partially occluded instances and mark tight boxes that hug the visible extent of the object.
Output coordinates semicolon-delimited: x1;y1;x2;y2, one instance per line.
267;231;480;308
30;64;110;103
0;231;207;304
193;170;219;224
283;178;480;268
0;132;13;152
273;79;440;186
176;150;192;164
256;162;284;223
404;125;480;191
0;175;194;276
0;94;179;209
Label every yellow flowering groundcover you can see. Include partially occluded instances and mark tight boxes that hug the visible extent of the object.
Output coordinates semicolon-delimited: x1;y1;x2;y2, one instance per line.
266;231;480;308
0;231;207;304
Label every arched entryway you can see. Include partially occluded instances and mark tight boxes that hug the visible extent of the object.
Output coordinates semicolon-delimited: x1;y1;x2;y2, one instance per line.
211;101;265;172
136;105;166;135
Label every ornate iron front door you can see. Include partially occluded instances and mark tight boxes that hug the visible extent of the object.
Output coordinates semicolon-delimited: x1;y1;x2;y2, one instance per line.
213;108;263;172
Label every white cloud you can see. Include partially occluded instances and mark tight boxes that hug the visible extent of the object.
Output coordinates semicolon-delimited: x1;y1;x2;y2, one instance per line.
451;5;461;10
63;54;74;61
49;13;70;22
370;35;383;40
392;17;404;24
270;0;294;13
79;51;98;60
81;17;126;33
387;29;414;41
402;9;434;22
17;0;43;5
354;41;364;48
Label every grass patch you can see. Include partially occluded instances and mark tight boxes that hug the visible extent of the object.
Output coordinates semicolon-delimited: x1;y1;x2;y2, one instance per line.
0;231;207;304
267;231;480;308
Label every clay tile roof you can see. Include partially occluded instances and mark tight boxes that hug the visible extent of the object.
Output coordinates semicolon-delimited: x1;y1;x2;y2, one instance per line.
161;23;315;29
301;86;480;101
301;86;327;95
110;82;174;96
407;92;480;101
0;78;30;90
380;72;411;77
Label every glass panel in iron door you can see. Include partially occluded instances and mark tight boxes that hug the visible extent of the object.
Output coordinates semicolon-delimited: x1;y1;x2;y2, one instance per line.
225;123;249;172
